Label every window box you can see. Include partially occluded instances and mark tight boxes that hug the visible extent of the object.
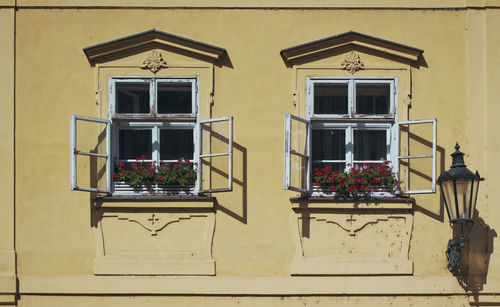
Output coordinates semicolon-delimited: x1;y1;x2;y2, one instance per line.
312;186;396;198
113;182;195;195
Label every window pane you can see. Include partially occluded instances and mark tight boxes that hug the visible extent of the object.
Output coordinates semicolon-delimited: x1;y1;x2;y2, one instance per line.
116;83;150;113
157;82;192;114
314;84;348;114
119;129;152;160
356;83;390;115
353;130;387;161
160;129;194;160
312;129;345;160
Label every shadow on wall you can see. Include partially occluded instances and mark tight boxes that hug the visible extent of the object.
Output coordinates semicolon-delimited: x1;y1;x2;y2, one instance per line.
453;210;497;304
399;125;446;223
200;125;247;224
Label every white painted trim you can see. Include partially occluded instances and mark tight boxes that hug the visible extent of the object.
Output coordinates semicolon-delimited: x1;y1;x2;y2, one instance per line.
197;116;233;193
283;113;311;193
398;118;437;194
70;115;111;194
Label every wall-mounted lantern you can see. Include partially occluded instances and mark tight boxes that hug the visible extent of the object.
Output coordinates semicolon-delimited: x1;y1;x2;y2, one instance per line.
437;143;484;273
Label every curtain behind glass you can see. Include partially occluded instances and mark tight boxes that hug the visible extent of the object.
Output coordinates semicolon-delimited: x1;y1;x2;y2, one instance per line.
353;130;386;161
314;84;348;114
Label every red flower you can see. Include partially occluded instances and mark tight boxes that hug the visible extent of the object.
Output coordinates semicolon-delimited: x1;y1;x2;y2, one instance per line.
148;167;154;172
315;171;323;176
137;170;143;175
112;174;118;178
121;170;128;174
118;162;125;167
314;181;320;186
158;176;163;180
131;163;138;167
329;185;336;191
188;173;192;177
324;166;331;172
375;178;381;183
313;168;319;171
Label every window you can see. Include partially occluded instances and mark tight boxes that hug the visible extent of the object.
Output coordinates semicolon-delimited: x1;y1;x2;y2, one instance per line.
70;77;233;195
110;78;197;194
284;77;436;195
308;78;397;172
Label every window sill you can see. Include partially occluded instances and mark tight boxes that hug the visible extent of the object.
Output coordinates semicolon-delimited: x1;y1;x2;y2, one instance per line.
290;195;414;210
94;195;216;209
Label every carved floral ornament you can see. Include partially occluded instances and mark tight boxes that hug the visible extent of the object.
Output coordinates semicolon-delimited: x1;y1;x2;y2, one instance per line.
141;51;168;73
341;51;365;74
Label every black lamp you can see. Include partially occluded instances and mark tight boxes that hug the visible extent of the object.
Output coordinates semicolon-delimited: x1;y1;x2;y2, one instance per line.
437;143;484;272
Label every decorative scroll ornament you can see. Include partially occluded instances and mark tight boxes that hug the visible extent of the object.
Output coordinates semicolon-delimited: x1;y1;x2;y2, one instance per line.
341;52;365;74
141;51;168;73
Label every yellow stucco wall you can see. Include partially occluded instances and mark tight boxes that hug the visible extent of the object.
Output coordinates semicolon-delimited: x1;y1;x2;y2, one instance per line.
2;2;500;305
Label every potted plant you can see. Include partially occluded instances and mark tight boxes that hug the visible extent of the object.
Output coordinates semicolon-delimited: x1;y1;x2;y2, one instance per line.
113;156;197;194
311;161;401;197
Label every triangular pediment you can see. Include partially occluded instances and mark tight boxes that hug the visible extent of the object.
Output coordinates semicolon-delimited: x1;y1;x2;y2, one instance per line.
83;29;227;66
280;31;423;66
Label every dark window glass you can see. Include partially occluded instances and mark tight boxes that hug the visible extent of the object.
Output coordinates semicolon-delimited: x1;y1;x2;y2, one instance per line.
314;84;348;114
160;129;194;160
353;130;387;161
116;83;150;113
356;83;390;115
157;83;192;114
312;129;346;161
119;129;152;160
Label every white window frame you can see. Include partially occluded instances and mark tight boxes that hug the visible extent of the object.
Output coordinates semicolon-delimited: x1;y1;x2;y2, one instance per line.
398;118;437;194
110;76;200;195
307;77;397;173
283;113;311;193
196;116;233;194
109;77;198;119
311;122;395;171
70;115;111;193
306;78;396;120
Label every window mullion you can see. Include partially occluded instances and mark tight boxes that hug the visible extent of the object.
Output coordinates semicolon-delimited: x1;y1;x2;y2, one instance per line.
350;79;355;117
152;126;160;163
151;79;156;116
346;126;353;171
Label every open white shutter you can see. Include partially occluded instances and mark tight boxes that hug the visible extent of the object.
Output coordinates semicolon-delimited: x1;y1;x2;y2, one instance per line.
70;115;111;193
398;118;437;194
196;116;233;194
283;113;311;194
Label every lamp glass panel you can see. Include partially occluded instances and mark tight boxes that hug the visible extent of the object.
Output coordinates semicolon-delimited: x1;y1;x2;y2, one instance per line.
456;179;472;220
442;180;457;221
471;177;480;220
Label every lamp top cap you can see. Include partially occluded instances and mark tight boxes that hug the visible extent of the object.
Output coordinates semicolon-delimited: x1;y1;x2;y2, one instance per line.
450;142;466;168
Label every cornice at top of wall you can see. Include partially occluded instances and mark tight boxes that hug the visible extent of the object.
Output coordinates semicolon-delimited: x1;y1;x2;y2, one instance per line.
1;0;499;9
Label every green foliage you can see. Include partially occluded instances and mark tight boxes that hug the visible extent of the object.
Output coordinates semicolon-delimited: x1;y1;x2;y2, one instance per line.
311;161;401;196
113;156;197;188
